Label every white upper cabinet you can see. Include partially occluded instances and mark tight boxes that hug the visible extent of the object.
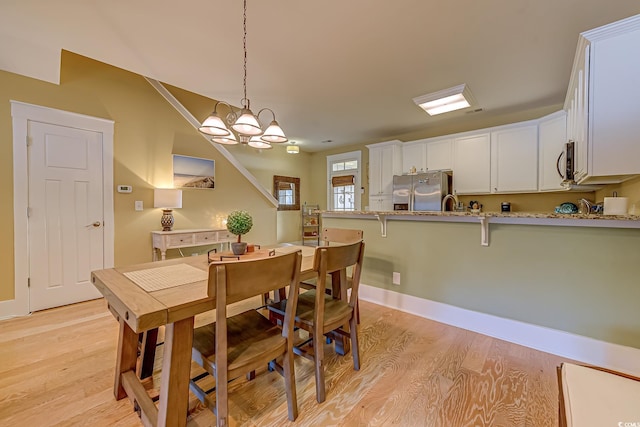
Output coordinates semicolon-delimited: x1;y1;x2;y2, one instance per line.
490;123;538;193
401;140;427;174
426;139;453;171
566;15;640;184
538;111;567;191
453;133;491;194
367;140;402;196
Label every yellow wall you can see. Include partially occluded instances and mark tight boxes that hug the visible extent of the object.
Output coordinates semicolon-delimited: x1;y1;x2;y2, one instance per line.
163;85;314;243
0;52;305;302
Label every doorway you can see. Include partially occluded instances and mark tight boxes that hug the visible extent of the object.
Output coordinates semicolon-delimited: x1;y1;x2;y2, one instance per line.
10;101;114;315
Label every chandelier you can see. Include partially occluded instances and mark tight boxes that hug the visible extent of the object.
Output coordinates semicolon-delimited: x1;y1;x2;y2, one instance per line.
199;0;287;149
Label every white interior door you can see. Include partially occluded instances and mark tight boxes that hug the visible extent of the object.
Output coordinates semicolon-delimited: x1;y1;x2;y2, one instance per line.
28;121;104;311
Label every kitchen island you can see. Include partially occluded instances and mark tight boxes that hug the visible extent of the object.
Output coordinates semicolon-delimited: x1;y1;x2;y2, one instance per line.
320;210;640;376
321;210;640;245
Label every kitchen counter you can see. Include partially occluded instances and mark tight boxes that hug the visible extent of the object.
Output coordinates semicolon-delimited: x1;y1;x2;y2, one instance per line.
319;210;640;245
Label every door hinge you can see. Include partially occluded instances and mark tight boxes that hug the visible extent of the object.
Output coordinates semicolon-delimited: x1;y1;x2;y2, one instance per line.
27;277;31;288
26;135;31;146
27;207;31;218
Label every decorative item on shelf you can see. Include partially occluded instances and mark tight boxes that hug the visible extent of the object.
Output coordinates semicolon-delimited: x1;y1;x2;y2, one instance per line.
555;202;579;214
153;189;183;231
468;200;482;214
197;0;287;150
226;210;253;255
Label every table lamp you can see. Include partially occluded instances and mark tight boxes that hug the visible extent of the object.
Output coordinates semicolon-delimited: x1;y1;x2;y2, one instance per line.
154;189;182;231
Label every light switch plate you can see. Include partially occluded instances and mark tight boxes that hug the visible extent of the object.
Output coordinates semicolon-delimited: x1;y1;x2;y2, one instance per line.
392;272;401;285
134;201;143;211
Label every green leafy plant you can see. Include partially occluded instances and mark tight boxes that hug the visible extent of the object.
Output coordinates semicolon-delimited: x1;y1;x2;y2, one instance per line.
226;210;253;242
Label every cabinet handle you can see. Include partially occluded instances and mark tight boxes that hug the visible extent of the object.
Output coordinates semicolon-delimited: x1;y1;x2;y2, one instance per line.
556;151;566;179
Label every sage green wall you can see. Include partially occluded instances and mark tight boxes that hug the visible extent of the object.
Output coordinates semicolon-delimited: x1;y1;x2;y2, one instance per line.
0;52;295;302
323;216;640;349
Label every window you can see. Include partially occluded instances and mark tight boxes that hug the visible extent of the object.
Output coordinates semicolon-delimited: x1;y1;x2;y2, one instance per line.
326;151;361;211
273;175;300;211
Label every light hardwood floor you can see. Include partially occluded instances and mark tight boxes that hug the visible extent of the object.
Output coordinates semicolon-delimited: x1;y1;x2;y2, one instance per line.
0;298;569;426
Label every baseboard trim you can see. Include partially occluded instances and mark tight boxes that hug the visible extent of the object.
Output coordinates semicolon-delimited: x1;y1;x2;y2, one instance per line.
359;284;640;376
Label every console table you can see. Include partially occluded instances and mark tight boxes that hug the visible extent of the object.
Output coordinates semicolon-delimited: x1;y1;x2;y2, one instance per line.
151;229;234;261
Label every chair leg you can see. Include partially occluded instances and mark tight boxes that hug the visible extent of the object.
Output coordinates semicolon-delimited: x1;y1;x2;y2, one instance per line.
283;349;299;421
349;316;360;371
216;374;228;427
313;333;326;403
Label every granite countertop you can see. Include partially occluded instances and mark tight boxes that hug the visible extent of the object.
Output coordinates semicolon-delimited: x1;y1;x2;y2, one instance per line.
319;210;640;222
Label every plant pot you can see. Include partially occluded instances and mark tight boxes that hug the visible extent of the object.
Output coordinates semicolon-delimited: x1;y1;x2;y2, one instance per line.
231;242;247;255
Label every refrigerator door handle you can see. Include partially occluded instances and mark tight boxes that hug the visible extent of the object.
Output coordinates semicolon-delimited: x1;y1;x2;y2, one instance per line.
409;187;414;211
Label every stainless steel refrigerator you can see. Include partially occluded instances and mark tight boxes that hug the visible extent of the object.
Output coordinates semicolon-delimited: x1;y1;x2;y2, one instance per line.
392;171;449;211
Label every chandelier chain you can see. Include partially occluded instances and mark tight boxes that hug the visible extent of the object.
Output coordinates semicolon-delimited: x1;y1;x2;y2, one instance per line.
242;0;248;105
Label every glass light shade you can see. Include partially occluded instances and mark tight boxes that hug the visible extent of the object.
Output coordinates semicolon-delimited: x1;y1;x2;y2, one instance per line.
286;145;299;154
153;189;183;209
199;112;231;136
231;108;263;136
211;133;239;145
248;136;272;149
261;120;288;143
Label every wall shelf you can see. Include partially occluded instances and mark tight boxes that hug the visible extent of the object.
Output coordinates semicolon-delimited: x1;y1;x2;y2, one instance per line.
302;204;321;246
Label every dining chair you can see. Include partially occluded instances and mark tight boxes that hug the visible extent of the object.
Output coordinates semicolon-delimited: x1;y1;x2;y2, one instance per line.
269;240;365;403
301;227;364;322
190;250;302;426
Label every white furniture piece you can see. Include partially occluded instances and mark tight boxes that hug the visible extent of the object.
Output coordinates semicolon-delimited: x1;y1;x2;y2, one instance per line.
151;229;234;261
426;138;453;171
490;122;538;193
538;110;567;191
453;132;491;194
566;15;640;184
401;140;427;174
366;140;402;211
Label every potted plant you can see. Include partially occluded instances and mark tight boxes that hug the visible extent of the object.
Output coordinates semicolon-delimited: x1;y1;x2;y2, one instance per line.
226;210;253;255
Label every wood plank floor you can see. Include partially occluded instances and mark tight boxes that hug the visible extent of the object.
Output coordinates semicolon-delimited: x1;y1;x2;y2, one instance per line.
0;298;570;426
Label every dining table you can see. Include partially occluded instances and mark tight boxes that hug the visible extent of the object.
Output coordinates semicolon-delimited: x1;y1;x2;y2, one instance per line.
90;244;319;427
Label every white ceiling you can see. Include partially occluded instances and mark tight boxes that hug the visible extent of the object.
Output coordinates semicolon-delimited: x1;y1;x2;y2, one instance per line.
2;1;640;152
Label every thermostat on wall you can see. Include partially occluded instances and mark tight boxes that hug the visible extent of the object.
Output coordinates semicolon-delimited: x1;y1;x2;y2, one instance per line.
117;185;132;193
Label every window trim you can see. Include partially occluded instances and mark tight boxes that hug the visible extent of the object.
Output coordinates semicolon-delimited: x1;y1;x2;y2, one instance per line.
326;150;361;211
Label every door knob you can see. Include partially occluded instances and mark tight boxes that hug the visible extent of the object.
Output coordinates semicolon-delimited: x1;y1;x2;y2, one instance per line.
86;221;101;228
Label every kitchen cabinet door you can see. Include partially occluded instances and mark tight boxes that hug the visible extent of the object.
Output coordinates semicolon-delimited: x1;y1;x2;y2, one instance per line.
367;141;402;197
564;16;640;184
426;139;453;171
539;111;567;191
368;195;392;211
491;123;538;193
453;133;491;194
402;141;426;174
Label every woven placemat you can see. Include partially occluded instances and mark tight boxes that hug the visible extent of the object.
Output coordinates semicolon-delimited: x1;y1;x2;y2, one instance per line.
124;263;207;292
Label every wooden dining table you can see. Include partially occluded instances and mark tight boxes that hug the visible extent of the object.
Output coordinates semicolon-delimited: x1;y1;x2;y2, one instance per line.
90;244;317;427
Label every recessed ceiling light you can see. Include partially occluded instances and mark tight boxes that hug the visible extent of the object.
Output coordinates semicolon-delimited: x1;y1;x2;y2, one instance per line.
413;84;477;116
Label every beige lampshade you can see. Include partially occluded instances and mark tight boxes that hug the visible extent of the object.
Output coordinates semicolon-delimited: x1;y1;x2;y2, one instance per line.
154;189;183;209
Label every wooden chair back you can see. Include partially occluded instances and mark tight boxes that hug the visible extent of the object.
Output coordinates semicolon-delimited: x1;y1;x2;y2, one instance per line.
314;240;364;312
209;251;301;306
204;250;302;425
320;227;363;246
